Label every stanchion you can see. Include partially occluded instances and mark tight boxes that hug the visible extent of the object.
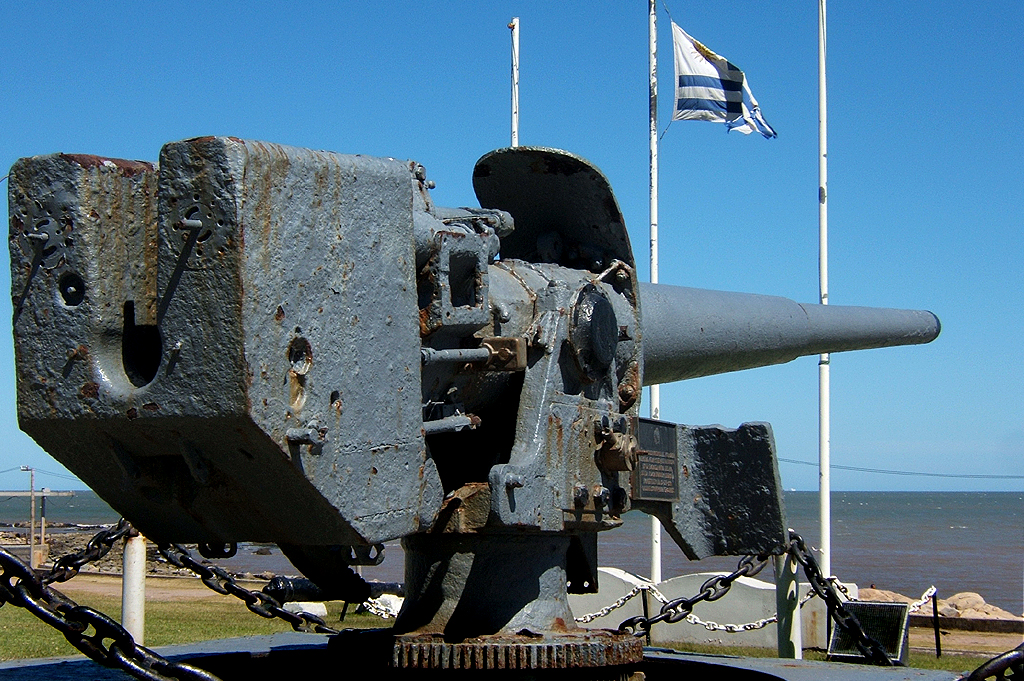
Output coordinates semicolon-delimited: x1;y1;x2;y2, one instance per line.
775;553;803;659
122;531;147;644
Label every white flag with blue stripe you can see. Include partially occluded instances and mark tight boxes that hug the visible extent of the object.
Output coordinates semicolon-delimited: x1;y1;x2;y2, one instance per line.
671;22;776;139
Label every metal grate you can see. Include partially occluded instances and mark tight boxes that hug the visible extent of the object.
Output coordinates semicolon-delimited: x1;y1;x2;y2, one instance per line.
828;601;910;665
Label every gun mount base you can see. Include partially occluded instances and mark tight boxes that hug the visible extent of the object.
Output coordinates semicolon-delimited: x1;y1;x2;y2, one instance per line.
329;628;643;673
337;531;645;670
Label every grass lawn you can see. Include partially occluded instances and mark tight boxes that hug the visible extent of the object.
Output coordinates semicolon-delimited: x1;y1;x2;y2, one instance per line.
0;589;384;661
0;577;1000;677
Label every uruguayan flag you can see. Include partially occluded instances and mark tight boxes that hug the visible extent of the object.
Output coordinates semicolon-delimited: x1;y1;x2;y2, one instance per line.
672;22;776;139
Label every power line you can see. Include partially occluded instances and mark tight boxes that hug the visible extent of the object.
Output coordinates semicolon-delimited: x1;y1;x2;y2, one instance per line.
777;457;1024;480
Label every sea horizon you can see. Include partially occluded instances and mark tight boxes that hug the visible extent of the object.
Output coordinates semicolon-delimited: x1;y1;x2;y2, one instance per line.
2;489;1020;615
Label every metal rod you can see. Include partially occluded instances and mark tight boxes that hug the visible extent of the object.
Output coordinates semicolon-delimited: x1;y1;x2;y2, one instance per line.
932;590;941;657
510;17;520;147
420;347;492;365
122;532;147;644
818;0;832;581
422;413;479;436
39;494;46;553
648;0;662;586
21;467;36;569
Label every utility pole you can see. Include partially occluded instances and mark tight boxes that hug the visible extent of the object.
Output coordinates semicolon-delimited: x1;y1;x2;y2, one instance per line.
20;466;35;568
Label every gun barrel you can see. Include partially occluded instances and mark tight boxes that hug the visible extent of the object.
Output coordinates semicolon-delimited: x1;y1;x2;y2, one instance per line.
640;283;941;385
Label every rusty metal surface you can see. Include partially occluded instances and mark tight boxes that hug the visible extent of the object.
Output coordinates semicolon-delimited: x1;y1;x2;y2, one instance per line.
10;138;442;546
392;631;643;670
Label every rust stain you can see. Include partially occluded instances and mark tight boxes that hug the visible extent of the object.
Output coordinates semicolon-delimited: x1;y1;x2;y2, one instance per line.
79;382;99;399
142;402;160;411
60;154;153;177
126;407;138;420
274;305;285;322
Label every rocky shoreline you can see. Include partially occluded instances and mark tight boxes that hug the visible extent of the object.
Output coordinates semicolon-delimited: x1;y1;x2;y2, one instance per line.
858;587;1023;621
1;527;276;581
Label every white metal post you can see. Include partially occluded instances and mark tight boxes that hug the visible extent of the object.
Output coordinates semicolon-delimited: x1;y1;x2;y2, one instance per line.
775;553;803;658
122;532;147;644
21;467;36;569
818;0;831;580
510;17;520;148
648;0;663;585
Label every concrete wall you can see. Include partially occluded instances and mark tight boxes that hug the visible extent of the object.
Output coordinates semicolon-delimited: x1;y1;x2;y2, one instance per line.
570;567;855;649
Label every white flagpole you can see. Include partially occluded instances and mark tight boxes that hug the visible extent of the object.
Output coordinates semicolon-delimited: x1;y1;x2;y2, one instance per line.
817;0;831;580
648;0;663;585
510;17;520;147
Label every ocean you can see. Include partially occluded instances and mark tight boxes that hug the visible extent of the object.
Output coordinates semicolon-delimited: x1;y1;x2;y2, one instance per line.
2;489;1020;615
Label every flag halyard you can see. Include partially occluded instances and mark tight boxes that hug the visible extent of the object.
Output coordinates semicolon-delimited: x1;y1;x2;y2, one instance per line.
671;22;776;139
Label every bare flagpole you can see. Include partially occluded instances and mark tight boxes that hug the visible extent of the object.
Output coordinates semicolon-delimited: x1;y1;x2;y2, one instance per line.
818;0;831;580
510;17;520;147
648;0;663;585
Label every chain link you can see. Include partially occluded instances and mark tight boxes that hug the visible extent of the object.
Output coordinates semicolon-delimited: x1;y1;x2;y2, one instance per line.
616;532;898;667
618;552;771;634
787;531;897;666
156;543;340;635
574;582;667;624
360;597;399;619
684;588;818;633
41;517;134;585
0;523;221;681
907;585;937;613
577;577;818;633
1;518;933;674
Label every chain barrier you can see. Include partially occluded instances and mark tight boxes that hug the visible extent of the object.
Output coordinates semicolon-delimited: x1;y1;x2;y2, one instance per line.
360;597;399;619
907;585;937;613
156;543;340;635
617;553;772;635
0;523;221;681
576;575;818;633
685;588;818;633
575;582;667;624
41;517;134;584
3;519;996;677
786;531;897;666
617;532;899;666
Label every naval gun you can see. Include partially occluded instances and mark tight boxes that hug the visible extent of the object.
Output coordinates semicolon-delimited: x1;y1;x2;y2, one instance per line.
8;139;938;670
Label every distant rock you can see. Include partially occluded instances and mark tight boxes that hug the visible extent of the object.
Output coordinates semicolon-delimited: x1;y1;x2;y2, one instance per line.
940;593;1020;620
861;589;1021;620
857;588;913;604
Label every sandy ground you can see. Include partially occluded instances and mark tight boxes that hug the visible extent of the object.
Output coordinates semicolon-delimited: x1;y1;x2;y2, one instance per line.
54;573;251;603
908;626;1023;657
52;574;1024;658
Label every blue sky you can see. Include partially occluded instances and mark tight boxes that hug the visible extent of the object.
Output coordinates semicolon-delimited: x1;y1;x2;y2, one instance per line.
1;1;1021;492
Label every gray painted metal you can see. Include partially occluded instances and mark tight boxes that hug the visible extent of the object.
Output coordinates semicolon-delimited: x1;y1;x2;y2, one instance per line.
643;648;957;681
9;139;441;546
473;146;635;269
0;635;961;680
633;422;788;560
640;282;941;385
8;139;940;651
